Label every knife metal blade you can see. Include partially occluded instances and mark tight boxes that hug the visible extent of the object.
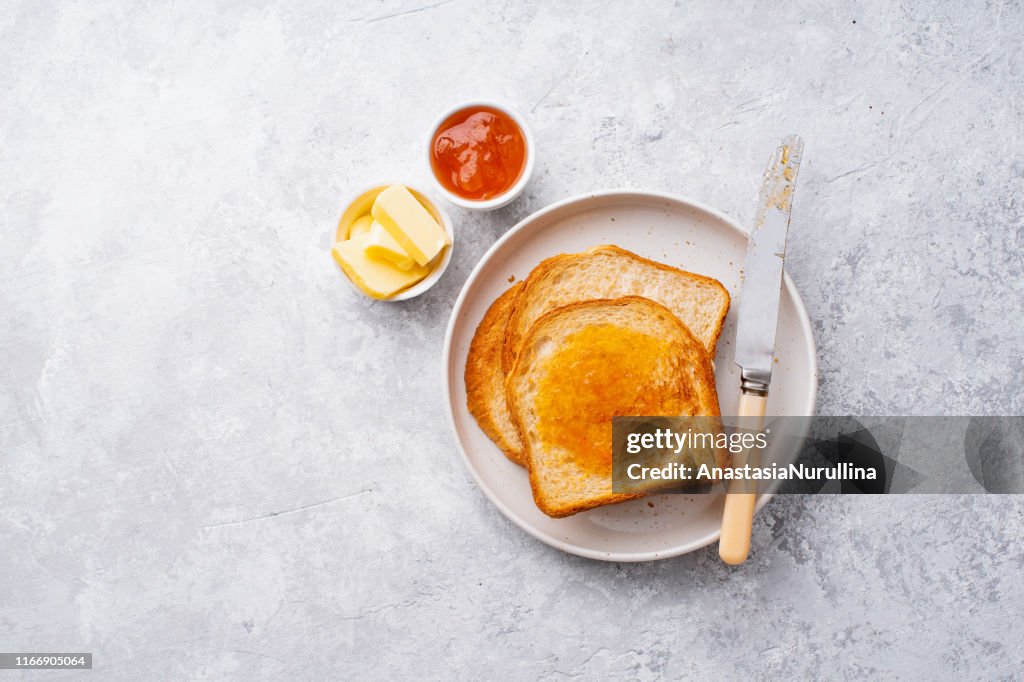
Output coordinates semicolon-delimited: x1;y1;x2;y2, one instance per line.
734;135;803;395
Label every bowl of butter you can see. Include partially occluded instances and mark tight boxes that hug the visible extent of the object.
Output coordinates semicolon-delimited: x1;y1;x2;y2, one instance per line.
333;183;453;300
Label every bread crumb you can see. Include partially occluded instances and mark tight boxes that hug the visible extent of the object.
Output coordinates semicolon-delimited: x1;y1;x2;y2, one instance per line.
507;274;516;283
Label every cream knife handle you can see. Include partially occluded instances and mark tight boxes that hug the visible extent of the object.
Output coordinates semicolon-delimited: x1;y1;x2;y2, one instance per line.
719;391;767;566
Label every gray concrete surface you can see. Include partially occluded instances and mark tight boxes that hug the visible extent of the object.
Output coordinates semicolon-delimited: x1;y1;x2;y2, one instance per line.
2;0;1023;679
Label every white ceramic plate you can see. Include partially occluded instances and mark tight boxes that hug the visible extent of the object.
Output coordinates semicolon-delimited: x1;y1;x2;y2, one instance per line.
443;191;817;561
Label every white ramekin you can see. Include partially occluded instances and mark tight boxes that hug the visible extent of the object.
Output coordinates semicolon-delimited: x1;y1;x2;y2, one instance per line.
334;183;453;301
425;100;535;211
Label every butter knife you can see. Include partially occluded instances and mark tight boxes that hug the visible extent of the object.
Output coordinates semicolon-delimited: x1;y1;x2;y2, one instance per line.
719;135;804;565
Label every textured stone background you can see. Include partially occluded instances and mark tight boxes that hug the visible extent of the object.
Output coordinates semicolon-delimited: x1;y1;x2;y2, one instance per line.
2;0;1023;679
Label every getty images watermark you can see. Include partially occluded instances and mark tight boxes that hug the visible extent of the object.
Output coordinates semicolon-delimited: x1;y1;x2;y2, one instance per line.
611;416;1024;495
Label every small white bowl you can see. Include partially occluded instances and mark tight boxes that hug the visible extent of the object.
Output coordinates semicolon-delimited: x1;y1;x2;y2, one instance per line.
425;100;535;211
335;183;454;301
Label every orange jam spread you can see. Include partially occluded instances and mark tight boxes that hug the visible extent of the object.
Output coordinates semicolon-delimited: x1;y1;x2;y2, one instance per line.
534;324;680;475
430;106;526;200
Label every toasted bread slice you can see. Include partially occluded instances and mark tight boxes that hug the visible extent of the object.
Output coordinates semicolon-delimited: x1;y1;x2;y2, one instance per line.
466;245;730;465
502;245;730;375
506;297;722;518
465;282;525;464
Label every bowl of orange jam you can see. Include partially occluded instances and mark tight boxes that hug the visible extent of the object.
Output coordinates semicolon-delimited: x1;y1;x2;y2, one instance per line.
426;100;534;211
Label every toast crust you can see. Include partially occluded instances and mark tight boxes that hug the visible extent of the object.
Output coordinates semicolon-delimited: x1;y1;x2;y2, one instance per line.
465;282;525;464
502;245;730;376
506;296;722;518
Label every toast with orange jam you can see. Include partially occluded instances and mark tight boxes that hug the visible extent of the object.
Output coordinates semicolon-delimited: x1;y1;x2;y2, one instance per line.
505;297;722;518
465;245;730;467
